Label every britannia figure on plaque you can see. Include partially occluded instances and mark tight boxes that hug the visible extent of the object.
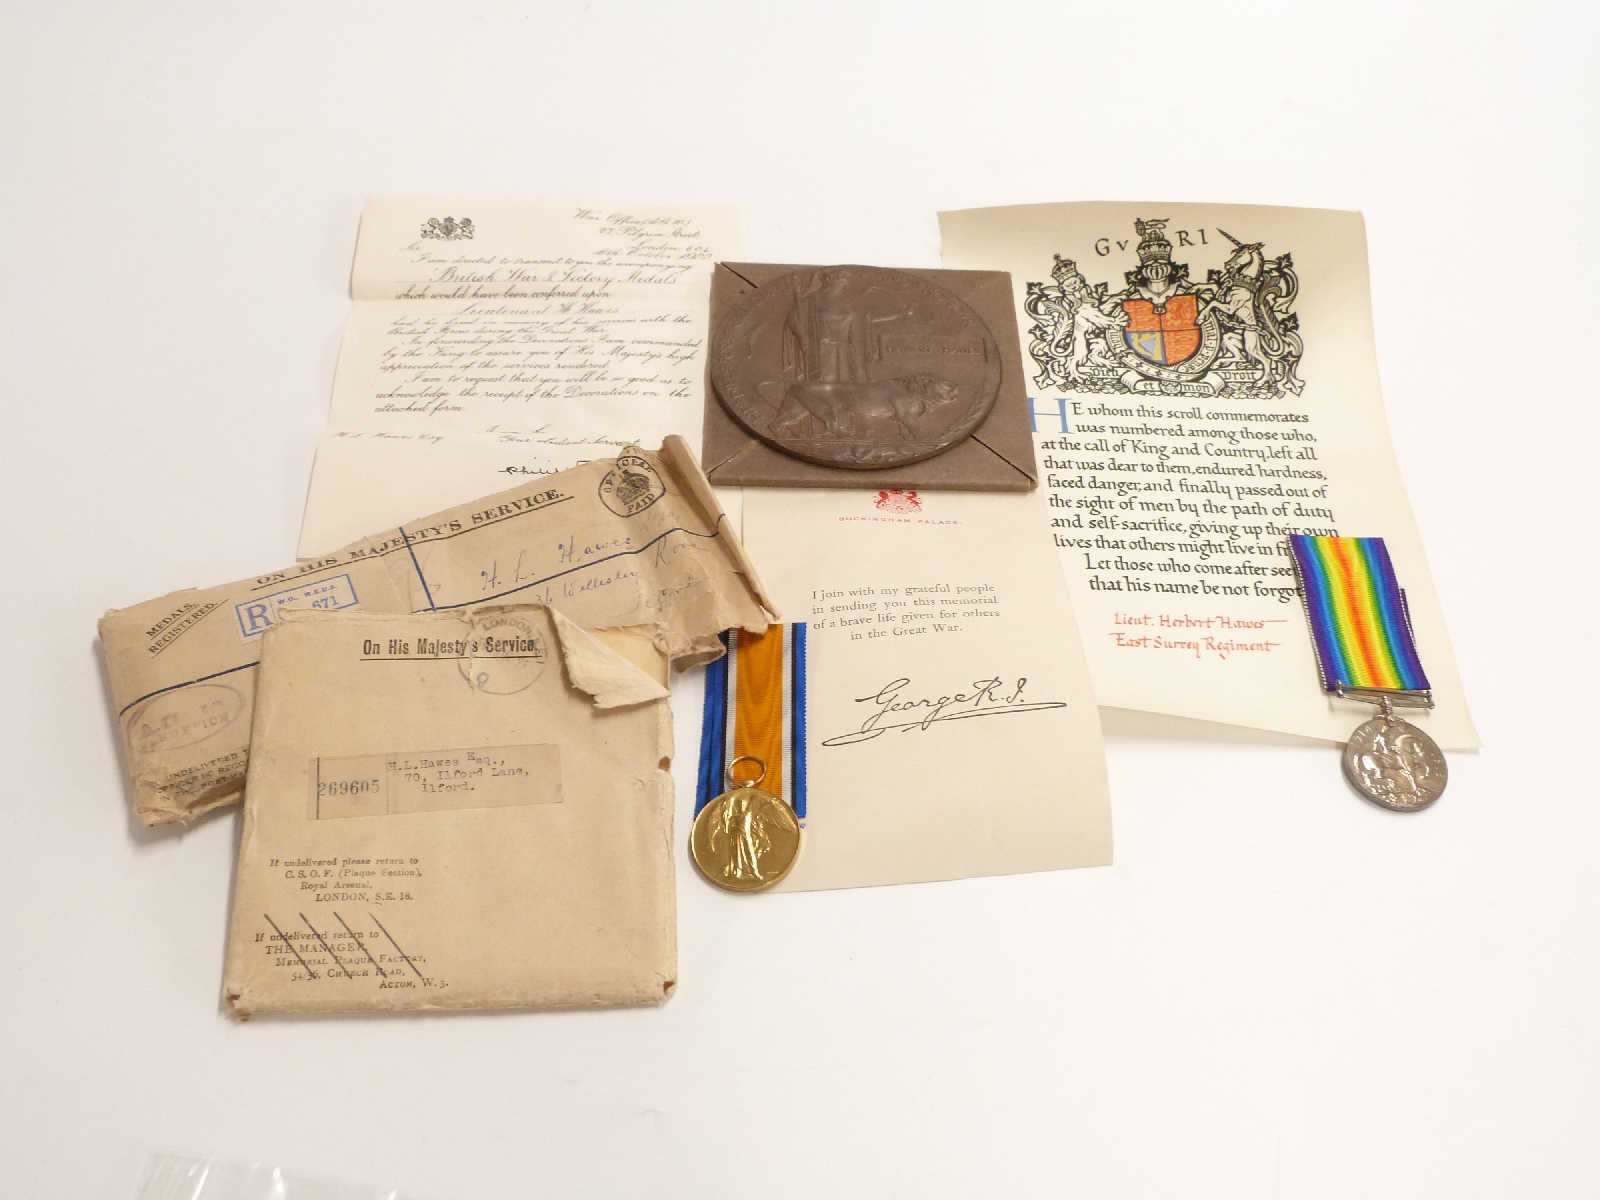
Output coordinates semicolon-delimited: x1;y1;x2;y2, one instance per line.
769;268;961;443
782;267;901;385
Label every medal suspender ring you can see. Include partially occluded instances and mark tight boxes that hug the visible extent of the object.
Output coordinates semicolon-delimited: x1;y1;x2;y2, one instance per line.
725;755;767;789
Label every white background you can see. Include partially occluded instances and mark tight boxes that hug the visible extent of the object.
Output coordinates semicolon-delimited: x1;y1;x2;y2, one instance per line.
2;3;1596;1196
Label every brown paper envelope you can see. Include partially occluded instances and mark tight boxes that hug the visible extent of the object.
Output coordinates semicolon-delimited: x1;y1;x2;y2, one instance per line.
100;439;774;826
221;605;675;1016
703;263;1039;491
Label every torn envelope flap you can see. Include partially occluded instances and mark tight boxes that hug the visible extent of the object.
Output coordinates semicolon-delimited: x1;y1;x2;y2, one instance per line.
223;605;677;1016
550;609;669;708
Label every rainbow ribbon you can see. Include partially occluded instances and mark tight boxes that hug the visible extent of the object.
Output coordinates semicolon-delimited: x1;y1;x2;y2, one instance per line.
697;623;808;822
1288;535;1430;694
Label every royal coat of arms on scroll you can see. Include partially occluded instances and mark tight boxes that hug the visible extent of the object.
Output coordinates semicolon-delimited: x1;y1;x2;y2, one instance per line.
1025;218;1304;399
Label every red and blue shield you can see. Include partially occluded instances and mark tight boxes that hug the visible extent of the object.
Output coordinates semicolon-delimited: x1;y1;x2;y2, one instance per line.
1121;294;1203;367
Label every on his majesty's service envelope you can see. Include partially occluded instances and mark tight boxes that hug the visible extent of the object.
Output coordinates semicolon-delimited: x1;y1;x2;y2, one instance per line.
737;486;1111;891
99;439;774;826
940;202;1477;747
222;606;675;1017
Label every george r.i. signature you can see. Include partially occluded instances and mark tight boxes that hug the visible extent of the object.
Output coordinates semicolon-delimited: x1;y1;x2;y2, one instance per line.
820;676;1068;747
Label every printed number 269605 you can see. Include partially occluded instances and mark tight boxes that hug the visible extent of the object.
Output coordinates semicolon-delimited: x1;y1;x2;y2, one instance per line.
318;779;380;796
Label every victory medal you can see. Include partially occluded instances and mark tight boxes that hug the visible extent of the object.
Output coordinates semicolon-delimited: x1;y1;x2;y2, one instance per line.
691;756;802;893
692;623;809;892
1288;535;1447;811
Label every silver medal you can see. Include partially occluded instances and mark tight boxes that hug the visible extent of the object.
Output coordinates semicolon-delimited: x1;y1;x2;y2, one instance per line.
1341;703;1448;812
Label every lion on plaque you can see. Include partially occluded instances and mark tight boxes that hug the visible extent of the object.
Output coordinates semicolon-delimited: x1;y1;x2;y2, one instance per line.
770;372;962;441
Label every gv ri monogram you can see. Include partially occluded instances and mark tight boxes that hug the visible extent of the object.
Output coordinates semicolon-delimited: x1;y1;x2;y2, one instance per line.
1025;219;1304;399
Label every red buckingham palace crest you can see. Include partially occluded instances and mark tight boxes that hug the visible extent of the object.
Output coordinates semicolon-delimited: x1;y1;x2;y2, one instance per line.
874;489;921;514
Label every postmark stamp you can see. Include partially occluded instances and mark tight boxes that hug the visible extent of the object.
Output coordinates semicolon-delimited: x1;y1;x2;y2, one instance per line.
597;452;666;518
123;682;245;755
459;612;548;695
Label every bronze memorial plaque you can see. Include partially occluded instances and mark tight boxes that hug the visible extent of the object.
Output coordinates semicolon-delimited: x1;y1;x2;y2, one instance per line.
711;265;1003;470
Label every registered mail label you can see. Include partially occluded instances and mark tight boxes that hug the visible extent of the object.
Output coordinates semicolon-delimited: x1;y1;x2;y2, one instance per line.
235;574;359;640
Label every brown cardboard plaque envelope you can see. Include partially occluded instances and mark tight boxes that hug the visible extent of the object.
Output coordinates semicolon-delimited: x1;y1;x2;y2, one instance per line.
703;263;1038;490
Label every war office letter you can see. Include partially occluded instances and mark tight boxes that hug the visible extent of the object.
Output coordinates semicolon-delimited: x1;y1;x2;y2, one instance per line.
298;198;743;556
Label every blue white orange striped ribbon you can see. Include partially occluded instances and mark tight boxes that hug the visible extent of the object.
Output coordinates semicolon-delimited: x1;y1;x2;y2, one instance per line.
697;623;808;822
